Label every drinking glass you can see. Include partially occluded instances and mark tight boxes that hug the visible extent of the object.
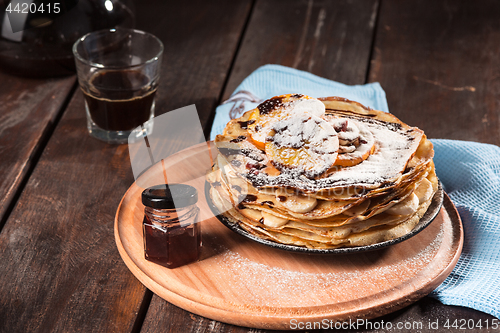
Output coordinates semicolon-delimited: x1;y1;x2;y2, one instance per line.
73;28;163;144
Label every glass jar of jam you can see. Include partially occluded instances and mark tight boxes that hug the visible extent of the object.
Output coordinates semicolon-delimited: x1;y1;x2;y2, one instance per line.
141;184;201;268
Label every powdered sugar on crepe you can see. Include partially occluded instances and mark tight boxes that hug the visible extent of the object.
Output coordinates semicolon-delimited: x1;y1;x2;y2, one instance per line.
270;114;337;153
247;117;422;191
266;114;339;178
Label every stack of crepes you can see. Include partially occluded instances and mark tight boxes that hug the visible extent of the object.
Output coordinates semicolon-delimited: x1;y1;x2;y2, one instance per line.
207;94;439;249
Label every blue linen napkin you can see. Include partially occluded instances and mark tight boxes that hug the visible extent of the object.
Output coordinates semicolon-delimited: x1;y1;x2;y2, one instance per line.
210;64;389;140
210;64;500;319
430;140;500;318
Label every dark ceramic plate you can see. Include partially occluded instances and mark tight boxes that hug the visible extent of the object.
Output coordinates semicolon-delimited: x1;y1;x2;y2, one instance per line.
205;181;444;254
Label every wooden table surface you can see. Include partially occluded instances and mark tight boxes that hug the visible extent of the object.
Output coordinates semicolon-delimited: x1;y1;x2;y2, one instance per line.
0;0;498;332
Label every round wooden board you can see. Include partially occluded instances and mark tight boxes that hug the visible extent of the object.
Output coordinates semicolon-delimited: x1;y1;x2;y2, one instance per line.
115;142;463;330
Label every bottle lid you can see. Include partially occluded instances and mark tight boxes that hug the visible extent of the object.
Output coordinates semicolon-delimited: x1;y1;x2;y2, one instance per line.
142;184;198;209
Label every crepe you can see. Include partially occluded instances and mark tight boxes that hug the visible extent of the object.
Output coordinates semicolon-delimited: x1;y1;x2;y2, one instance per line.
207;94;438;249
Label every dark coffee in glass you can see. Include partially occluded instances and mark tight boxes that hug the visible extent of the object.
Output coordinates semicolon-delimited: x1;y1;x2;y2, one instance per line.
83;69;157;132
73;29;163;144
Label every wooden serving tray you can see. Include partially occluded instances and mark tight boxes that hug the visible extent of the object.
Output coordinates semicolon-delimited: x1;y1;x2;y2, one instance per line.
115;142;463;330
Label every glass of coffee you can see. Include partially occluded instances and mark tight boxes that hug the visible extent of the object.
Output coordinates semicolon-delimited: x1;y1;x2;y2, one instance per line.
73;28;163;144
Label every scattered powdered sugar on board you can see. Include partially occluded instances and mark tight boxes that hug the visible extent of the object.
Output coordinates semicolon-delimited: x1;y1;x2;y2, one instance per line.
209;225;443;307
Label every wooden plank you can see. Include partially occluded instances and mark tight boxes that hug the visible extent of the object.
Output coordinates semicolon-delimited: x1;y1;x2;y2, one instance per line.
0;74;75;226
369;0;500;145
133;0;252;133
0;0;252;332
140;297;259;333
223;0;379;100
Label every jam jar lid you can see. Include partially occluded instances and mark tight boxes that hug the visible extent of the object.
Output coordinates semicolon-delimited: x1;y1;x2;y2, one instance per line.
142;184;198;209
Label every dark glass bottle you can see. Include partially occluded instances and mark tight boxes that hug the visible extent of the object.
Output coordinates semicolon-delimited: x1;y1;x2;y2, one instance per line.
142;184;201;269
0;0;135;77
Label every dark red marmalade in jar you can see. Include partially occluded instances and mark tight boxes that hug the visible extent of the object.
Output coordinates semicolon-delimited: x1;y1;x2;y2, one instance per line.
141;184;201;268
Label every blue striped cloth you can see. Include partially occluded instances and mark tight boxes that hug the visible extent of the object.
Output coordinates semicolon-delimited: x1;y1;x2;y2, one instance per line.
210;64;500;319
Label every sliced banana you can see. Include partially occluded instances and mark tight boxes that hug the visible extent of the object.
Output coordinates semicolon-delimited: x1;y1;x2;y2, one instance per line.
265;113;339;178
343;199;371;217
247;94;325;149
261;211;289;228
329;118;360;145
386;192;419;216
239;207;262;220
217;154;237;181
275;192;317;213
414;178;433;204
324;117;375;167
292;98;325;117
210;187;233;213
